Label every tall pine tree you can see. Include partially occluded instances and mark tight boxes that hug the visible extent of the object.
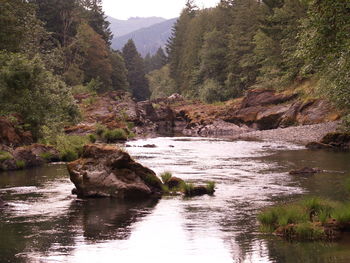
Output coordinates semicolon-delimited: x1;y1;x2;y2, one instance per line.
122;39;150;101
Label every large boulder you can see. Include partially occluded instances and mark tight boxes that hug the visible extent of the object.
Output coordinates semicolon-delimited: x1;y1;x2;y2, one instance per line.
68;144;163;199
296;100;340;125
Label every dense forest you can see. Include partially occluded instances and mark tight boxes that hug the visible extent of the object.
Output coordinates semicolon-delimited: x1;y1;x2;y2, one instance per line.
163;0;350;121
1;0;350;144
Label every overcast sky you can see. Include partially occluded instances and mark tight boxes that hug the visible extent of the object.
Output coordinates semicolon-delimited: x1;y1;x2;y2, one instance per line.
103;0;220;20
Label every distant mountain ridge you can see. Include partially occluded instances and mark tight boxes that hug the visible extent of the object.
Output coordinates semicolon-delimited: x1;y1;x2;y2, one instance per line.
111;18;177;57
107;16;166;38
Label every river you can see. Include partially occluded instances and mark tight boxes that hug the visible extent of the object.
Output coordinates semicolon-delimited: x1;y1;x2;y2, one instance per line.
1;137;350;263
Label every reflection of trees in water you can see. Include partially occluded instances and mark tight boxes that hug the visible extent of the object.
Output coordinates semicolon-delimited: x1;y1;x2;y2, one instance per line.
182;199;270;262
265;237;350;263
0;198;158;263
71;199;158;241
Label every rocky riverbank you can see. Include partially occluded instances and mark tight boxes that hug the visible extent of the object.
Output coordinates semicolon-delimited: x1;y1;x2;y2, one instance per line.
235;121;340;144
0;88;345;172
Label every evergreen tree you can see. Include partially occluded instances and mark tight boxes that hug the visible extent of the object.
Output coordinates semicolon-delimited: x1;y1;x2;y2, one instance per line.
144;48;167;73
29;0;80;47
226;0;261;95
81;0;113;46
254;0;307;88
122;39;150;101
110;51;129;91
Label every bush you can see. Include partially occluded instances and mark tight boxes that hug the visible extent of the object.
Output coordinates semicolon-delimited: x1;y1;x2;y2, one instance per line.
39;152;53;161
102;128;128;142
160;172;172;184
47;134;90;162
95;123;107;137
199;79;225;103
0;52;79;140
88;134;97;143
0;151;13;161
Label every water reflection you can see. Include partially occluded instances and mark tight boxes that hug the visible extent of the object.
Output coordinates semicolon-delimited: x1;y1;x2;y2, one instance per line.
0;138;350;262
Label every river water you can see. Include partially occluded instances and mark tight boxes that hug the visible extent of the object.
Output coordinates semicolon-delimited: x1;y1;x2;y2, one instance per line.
1;137;350;263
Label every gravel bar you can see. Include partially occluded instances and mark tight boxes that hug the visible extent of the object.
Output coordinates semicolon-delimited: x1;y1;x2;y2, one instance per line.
236;121;340;145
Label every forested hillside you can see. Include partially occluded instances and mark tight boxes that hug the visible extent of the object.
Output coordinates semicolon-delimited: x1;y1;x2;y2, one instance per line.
1;0;350;147
153;0;350;124
112;18;177;56
0;0;152;141
107;16;166;38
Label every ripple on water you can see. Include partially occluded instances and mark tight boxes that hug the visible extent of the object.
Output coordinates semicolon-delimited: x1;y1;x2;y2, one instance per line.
1;137;350;263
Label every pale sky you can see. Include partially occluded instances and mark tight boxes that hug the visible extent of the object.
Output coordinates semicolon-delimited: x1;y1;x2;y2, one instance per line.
103;0;220;20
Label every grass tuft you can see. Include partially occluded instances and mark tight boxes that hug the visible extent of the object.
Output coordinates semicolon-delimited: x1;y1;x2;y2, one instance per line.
160;171;172;184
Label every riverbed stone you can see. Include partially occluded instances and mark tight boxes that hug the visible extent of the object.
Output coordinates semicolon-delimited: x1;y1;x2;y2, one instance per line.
67;144;163;199
289;167;322;175
0;144;60;171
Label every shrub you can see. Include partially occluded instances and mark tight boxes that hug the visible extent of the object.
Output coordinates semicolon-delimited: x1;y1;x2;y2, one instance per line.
39;152;53;161
95;123;107;137
0;52;79;140
160;172;172;184
47;134;90;162
88;134;97;143
0;151;13;161
16;160;25;169
102;128;128;142
61;150;79;162
199;79;225;103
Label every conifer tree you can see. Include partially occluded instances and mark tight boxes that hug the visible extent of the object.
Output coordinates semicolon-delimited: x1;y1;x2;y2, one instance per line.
122;39;150;101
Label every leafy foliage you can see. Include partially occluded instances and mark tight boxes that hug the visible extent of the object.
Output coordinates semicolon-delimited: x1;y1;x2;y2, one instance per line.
0;52;79;139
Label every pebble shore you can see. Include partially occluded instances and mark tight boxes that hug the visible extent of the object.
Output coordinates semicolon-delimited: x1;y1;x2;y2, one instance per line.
236;121;340;144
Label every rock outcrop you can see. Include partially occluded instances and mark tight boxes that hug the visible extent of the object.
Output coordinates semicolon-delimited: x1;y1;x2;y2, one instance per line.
306;132;350;151
0;116;33;147
0;144;60;171
68;144;163;199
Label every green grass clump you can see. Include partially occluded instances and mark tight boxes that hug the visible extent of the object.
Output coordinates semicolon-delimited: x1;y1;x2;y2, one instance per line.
258;204;308;229
206;181;216;194
183;182;195;196
0;151;13;161
16;160;26;169
160;172;172;184
332;204;350;224
102;128;128;142
143;173;161;188
49;134;90;162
